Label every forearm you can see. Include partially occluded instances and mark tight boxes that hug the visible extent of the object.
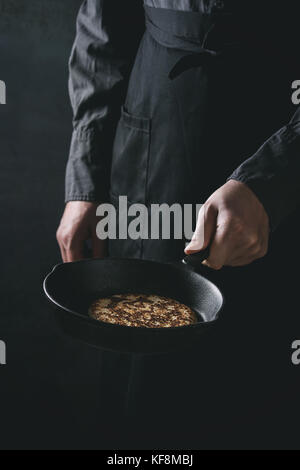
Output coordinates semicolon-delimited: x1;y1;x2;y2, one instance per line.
228;107;300;230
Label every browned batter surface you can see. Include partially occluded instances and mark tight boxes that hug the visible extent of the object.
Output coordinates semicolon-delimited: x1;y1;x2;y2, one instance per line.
89;293;197;328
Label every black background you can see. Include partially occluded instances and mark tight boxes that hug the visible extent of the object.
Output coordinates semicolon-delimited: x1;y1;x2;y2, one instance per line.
0;0;300;450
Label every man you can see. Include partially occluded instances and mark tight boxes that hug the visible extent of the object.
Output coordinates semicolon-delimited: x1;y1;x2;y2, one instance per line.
57;0;300;269
55;1;300;445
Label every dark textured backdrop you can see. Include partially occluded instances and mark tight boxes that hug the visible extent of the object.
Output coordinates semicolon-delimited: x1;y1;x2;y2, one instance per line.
0;0;107;450
1;0;300;450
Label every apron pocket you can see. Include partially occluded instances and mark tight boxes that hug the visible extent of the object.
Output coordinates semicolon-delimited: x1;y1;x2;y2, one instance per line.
110;106;151;204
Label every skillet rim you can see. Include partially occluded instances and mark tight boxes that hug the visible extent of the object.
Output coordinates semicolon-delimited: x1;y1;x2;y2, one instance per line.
43;257;224;333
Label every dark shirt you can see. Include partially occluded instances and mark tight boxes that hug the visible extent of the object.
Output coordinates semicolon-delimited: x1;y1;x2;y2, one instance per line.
65;0;300;230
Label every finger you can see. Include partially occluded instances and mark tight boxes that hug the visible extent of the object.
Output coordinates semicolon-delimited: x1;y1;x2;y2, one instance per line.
203;222;234;270
227;242;268;266
185;203;217;254
56;235;68;263
225;230;269;266
92;233;106;259
65;242;85;263
224;242;258;265
226;256;257;267
60;245;68;263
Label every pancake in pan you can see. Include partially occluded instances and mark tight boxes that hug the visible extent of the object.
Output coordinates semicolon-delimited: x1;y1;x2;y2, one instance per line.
89;293;197;328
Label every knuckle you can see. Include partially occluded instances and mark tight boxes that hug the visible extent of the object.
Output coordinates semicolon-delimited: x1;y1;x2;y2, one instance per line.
248;238;262;258
248;241;268;260
230;220;258;248
212;264;223;271
259;245;268;258
262;246;268;256
56;228;62;243
228;218;245;237
60;231;73;249
203;200;215;220
246;233;259;248
204;200;213;214
227;217;261;249
207;260;222;271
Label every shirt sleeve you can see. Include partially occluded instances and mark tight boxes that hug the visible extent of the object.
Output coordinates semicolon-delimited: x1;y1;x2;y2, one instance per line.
65;0;144;203
228;106;300;231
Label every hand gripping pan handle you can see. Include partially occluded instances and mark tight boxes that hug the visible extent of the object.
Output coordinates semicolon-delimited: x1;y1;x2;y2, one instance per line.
182;246;210;270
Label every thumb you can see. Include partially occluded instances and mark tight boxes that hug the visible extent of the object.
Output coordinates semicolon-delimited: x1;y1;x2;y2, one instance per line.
185;204;217;254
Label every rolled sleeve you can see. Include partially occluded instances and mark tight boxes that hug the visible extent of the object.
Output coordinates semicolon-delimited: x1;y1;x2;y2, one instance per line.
65;0;144;203
228;107;300;231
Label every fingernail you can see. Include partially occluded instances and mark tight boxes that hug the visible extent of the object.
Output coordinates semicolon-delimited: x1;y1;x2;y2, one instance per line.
185;240;202;253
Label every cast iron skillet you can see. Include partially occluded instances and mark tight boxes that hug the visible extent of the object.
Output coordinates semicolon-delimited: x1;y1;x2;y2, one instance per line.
43;249;224;354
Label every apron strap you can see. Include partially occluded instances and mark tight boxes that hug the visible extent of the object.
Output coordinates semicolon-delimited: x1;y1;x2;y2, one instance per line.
144;5;240;79
169;50;220;79
145;5;215;53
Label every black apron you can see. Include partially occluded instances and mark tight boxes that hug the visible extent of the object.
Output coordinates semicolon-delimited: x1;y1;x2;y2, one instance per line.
109;6;224;261
102;5;243;445
100;6;285;446
108;4;275;262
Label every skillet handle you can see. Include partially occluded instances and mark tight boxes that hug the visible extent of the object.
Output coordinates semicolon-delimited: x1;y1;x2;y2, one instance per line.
182;246;210;271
